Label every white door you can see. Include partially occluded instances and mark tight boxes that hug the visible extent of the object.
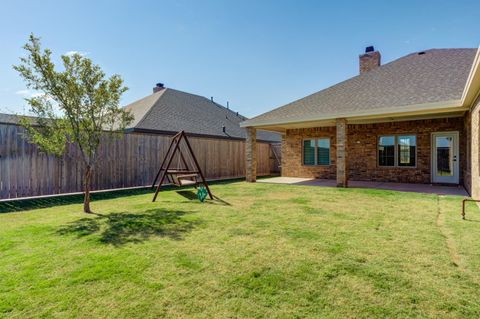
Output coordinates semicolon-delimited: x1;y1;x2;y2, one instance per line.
432;132;459;184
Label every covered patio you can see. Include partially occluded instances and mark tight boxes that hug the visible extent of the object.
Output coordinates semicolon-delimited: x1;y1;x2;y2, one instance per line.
258;176;468;196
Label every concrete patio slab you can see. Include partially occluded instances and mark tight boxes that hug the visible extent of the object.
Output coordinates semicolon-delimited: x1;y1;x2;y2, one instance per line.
258;177;468;196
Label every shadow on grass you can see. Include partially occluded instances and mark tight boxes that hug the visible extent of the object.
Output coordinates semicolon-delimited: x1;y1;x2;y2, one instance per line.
57;209;201;246
0;188;155;214
0;176;254;214
177;190;198;200
176;190;231;206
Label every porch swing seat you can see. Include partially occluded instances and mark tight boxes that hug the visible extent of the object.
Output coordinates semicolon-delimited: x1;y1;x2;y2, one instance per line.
177;179;197;187
170;173;199;187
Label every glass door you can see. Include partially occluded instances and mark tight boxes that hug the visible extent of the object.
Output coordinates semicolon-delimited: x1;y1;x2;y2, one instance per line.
432;132;459;184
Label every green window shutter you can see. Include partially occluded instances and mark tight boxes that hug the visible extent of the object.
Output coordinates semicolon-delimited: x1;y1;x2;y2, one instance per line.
303;140;315;165
317;138;330;165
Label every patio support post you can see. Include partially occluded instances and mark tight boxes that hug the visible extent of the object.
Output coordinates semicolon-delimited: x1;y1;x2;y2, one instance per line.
336;118;348;187
246;127;257;182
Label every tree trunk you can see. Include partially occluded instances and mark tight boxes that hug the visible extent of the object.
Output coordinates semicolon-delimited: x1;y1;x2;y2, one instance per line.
83;165;93;213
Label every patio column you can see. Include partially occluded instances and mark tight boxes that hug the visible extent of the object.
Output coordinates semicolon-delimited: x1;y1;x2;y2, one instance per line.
246;127;257;182
336;118;348;187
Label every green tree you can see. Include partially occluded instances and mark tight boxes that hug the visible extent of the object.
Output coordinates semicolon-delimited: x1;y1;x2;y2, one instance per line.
14;34;133;213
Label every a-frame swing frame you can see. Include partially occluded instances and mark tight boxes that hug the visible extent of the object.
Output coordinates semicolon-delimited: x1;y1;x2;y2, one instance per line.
151;130;213;202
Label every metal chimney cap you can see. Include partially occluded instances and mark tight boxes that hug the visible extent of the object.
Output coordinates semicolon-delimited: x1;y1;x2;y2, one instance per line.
365;46;375;53
156;83;164;88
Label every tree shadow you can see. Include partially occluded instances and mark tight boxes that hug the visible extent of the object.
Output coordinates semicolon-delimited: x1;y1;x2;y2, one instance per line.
57;209;201;246
0;188;154;214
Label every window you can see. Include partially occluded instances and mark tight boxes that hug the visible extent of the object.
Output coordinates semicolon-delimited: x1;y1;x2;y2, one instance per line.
378;135;416;167
303;140;315;165
303;138;330;165
317;139;330;165
397;135;416;167
378;136;395;166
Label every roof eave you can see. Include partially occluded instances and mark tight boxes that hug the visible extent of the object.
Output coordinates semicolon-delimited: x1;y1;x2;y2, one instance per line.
461;46;480;107
240;99;465;128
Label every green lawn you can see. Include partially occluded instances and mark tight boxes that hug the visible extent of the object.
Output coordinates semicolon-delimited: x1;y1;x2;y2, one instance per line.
1;181;480;318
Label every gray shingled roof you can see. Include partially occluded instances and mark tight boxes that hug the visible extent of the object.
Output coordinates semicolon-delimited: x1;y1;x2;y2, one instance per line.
0;113;38;125
0;113;21;124
124;88;280;142
243;48;477;127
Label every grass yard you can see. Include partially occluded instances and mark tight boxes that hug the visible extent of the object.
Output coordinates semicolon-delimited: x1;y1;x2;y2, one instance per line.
1;181;480;318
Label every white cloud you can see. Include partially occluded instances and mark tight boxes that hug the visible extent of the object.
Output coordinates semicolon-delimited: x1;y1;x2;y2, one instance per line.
64;50;89;57
16;89;52;101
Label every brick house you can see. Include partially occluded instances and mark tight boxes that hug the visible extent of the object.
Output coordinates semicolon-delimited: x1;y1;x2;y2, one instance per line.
241;46;480;198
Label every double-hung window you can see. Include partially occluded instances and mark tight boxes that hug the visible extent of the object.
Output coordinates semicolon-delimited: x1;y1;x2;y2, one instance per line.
378;135;416;167
303;138;330;165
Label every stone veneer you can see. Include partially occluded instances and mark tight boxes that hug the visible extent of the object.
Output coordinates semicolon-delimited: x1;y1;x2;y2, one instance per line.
282;117;466;184
245;127;257;182
336;118;348;187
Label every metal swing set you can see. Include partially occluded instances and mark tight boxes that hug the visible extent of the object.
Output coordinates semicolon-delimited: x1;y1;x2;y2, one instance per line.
151;131;213;202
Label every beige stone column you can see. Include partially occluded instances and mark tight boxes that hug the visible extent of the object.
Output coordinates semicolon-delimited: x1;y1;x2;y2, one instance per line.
336;118;348;187
246;127;257;182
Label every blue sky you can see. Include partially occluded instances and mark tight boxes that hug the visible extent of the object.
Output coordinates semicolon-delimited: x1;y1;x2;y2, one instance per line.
0;0;478;117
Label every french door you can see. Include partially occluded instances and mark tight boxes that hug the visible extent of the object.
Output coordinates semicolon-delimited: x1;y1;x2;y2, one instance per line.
431;132;459;184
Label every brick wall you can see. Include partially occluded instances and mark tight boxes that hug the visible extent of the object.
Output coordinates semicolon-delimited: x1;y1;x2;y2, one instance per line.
282;127;337;179
467;96;480;198
464;111;472;193
359;51;381;74
282;117;465;184
348;117;465;184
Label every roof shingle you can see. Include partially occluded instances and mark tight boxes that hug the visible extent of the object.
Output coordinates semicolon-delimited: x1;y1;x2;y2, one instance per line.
243;48;477;127
125;88;280;142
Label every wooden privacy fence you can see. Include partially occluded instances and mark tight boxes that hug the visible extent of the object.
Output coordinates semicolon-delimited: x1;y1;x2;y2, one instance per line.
0;123;277;199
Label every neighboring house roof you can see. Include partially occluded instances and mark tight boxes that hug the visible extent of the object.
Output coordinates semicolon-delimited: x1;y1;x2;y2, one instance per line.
124;88;280;142
0;113;38;125
242;48;478;128
0;113;20;125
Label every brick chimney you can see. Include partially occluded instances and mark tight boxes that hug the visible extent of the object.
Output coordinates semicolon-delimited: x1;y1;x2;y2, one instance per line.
359;46;381;74
153;83;165;93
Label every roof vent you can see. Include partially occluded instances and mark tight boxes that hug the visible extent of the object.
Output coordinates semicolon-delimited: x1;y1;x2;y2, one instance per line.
418;51;426;55
222;125;226;133
365;46;375;53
